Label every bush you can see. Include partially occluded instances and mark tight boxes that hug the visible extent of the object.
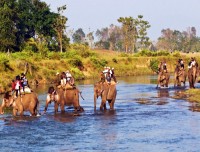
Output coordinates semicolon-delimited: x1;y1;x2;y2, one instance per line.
70;67;85;80
119;53;129;57
172;51;181;58
90;57;108;69
68;57;83;68
136;49;170;57
47;52;61;60
150;59;159;73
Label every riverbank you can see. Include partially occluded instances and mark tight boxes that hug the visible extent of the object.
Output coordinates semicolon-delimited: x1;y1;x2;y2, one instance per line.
0;48;199;93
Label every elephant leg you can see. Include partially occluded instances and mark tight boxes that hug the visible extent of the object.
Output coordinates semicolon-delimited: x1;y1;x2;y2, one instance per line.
76;106;84;112
54;102;59;113
108;101;112;110
19;110;24;116
74;107;78;112
104;103;107;110
44;99;51;112
60;103;65;113
30;109;36;116
79;106;84;112
110;94;116;110
100;101;106;111
13;108;17;117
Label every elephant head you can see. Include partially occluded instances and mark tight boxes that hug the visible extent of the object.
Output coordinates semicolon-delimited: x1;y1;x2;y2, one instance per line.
94;82;104;109
157;72;170;88
174;70;187;87
44;86;60;113
0;92;14;114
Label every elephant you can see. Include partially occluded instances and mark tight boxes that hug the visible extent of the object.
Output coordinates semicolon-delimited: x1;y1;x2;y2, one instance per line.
0;92;39;116
94;82;117;110
44;86;84;113
157;72;170;88
174;69;187;87
188;66;198;88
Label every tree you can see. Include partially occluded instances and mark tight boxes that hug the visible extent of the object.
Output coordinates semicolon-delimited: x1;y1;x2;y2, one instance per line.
53;5;67;53
95;25;122;50
118;17;137;53
0;0;17;52
72;28;86;43
136;15;151;49
156;27;200;53
118;15;151;53
86;32;94;48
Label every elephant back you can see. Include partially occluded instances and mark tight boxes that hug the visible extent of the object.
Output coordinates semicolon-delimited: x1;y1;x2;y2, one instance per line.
16;93;38;111
64;89;80;107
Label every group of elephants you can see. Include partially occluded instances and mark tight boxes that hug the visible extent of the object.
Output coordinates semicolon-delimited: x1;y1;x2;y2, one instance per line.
0;81;117;117
1;62;197;117
157;62;199;89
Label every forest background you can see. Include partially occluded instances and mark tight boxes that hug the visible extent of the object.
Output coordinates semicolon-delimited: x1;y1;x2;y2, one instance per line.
0;0;200;93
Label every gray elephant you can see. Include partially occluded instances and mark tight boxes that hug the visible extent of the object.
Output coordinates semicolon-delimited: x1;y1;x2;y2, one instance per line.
94;82;117;110
0;92;39;116
174;69;187;87
157;72;170;88
44;86;84;113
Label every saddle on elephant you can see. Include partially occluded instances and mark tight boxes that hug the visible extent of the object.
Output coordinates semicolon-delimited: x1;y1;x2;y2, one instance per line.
105;80;116;85
57;83;76;90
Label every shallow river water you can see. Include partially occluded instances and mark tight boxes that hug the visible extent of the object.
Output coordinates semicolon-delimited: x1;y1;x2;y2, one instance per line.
0;75;200;152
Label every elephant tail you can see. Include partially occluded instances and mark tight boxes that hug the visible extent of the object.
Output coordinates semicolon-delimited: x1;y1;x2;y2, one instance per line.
36;99;41;116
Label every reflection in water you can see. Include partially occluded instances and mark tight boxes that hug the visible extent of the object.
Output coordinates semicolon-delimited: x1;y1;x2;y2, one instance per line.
157;89;169;98
47;113;77;123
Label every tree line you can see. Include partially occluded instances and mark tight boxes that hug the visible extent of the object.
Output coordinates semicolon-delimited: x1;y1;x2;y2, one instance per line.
0;0;68;53
1;0;200;53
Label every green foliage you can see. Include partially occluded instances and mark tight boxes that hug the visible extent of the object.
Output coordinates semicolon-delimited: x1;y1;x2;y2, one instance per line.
72;28;85;43
47;52;61;60
11;51;31;60
0;0;17;52
172;51;181;57
70;67;85;80
68;57;83;68
149;59;159;73
119;53;129;57
0;57;10;72
68;44;96;58
90;57;108;68
136;49;170;57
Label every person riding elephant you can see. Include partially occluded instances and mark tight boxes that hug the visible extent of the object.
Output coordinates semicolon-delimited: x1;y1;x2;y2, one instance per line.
188;57;199;88
94;81;117;111
174;59;187;87
157;60;170;88
0;91;39;116
44;86;84;113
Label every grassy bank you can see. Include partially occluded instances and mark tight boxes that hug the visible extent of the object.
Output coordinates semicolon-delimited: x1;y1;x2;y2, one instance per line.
0;46;199;93
184;89;200;103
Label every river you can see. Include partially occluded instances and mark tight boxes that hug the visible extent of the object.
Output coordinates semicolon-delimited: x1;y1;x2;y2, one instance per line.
0;75;200;152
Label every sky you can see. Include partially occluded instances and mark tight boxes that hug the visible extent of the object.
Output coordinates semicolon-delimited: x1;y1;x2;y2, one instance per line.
43;0;200;41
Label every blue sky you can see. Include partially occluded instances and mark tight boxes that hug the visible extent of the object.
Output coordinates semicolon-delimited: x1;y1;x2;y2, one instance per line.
44;0;200;41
